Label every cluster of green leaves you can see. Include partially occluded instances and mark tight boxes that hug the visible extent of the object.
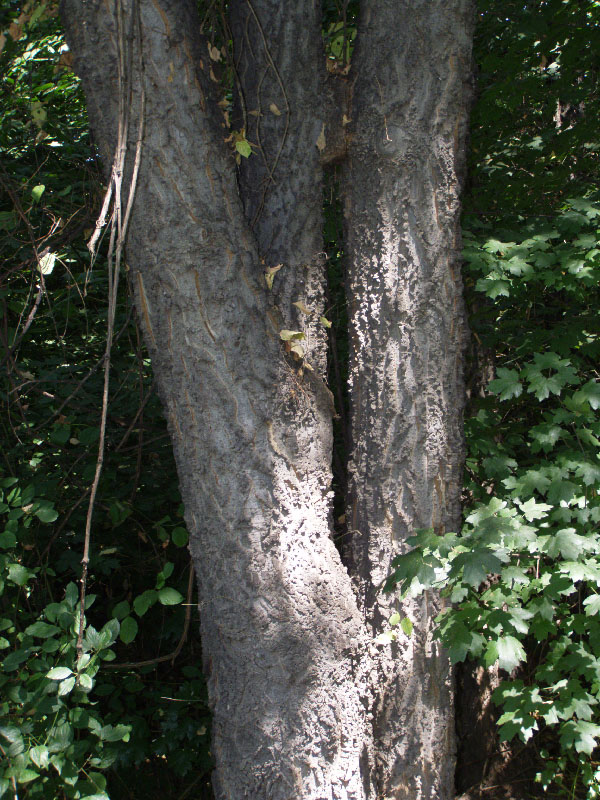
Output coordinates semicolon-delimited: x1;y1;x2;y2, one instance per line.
1;5;212;799
1;531;129;799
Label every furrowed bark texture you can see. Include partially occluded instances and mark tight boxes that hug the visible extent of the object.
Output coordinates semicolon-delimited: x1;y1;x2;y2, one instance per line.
62;2;369;798
227;0;329;372
343;2;474;797
61;0;474;797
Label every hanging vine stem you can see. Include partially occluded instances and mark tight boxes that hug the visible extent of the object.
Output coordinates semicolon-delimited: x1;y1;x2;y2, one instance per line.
76;0;145;660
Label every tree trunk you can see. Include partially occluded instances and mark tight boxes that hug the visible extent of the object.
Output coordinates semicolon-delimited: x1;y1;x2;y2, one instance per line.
342;3;474;796
60;1;474;798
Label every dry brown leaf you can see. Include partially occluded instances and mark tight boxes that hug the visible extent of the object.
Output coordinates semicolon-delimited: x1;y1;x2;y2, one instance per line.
316;124;326;152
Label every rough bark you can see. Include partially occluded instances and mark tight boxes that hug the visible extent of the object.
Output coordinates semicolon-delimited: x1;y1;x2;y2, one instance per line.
343;2;474;797
61;1;474;798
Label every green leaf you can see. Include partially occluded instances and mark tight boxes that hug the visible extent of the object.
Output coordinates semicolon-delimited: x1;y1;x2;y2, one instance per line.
29;745;49;769
78;673;93;690
375;631;396;644
7;563;31;586
80;794;110;800
546;529;589;561
171;527;188;547
16;769;39;785
484;640;499;668
98;618;120;647
546;479;579;505
119;616;138;644
99;723;131;743
77;652;91;670
65;583;79;608
529;424;563;453
235;139;252;158
560;720;600;755
160;562;174;581
583;596;600;616
31;184;45;203
400;617;413;637
49;424;70;445
452;549;504;587
574;461;600;486
112;601;130;620
46;666;73;680
158;587;183;606
389;612;401;627
58;676;76;695
3;648;31;671
25;621;60;638
0;531;17;548
518;498;552;521
501;566;529;587
133;589;157;617
496;635;526;672
78;427;100;445
35;505;58;523
573;380;600;410
445;622;475;664
476;277;510;298
489;368;522;401
0;726;23;747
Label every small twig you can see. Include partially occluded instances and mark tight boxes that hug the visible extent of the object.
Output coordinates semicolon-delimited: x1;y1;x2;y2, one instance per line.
118;432;171;453
114;379;153;452
179;772;206;800
14;284;43;347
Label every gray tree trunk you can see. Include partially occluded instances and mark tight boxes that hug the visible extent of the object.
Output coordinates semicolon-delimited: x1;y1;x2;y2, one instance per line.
61;1;474;798
342;3;474;797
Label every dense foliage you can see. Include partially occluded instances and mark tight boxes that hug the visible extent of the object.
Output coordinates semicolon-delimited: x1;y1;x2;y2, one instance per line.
1;0;599;798
0;3;211;798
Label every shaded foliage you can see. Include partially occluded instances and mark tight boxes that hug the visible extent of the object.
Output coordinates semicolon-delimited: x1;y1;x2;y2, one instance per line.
1;4;211;798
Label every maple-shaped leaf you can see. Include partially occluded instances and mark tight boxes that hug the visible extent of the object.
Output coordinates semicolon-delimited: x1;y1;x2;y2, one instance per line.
546;479;579;505
489;368;522;401
574;460;600;486
573;380;600;410
560;720;600;756
518;497;552;521
450;549;504;587
496;635;527;672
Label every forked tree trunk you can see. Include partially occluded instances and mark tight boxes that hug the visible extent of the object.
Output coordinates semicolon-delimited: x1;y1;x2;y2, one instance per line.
61;1;474;798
